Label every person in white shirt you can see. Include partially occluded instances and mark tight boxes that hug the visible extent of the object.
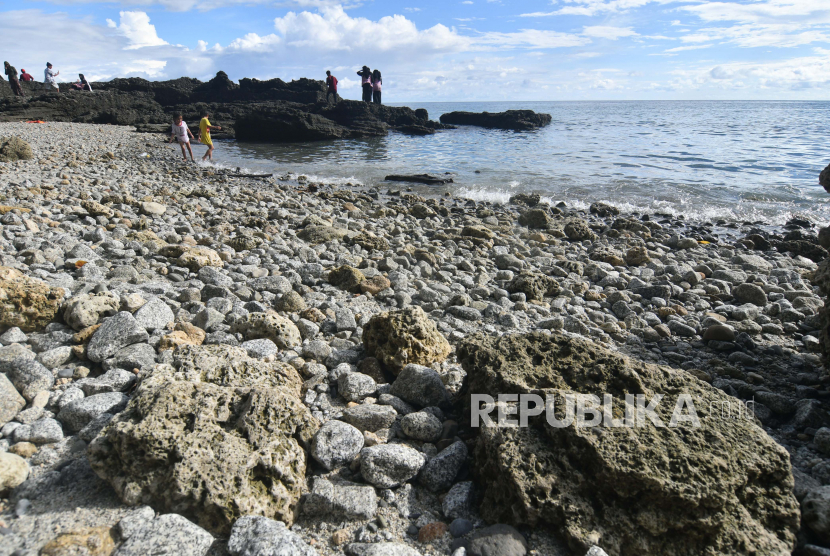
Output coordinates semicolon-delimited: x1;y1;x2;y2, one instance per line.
44;63;60;92
168;113;195;162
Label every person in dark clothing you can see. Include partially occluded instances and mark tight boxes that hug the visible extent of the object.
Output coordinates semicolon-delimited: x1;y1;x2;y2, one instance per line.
4;62;23;97
357;66;372;103
325;70;338;103
371;69;382;105
71;74;92;91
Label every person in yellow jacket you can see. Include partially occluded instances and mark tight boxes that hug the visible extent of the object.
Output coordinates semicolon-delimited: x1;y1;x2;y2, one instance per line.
198;109;221;161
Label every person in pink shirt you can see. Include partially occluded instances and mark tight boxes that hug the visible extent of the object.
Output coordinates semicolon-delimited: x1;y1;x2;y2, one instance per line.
357;66;372;103
371;69;382;105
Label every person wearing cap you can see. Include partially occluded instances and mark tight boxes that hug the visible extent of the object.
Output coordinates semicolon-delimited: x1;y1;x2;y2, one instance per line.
44;62;60;92
357;66;372;103
4;62;23;97
20;69;33;82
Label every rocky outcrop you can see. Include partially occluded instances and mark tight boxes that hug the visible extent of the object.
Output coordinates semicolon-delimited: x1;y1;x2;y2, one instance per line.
0;266;65;332
457;332;800;556
0;71;448;142
821;162;830;194
439;110;552;131
88;347;318;535
363;306;452;373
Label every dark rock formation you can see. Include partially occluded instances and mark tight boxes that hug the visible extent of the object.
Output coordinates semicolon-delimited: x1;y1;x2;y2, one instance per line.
439;110;552;131
457;332;800;556
821;162;830;194
385;174;454;185
0;71;448;142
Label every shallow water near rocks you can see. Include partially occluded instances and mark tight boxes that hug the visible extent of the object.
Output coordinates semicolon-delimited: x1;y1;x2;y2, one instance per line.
180;100;830;227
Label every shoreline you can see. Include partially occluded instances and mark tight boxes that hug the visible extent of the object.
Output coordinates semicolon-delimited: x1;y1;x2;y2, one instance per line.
1;121;829;555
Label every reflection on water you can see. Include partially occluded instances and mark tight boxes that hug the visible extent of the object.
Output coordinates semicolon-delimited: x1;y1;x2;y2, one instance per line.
187;100;830;226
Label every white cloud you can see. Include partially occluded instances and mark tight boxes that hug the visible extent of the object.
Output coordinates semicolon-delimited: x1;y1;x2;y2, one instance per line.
680;23;830;48
106;11;168;49
582;25;638;39
683;0;830;25
475;29;591;49
521;0;672;17
665;44;713;52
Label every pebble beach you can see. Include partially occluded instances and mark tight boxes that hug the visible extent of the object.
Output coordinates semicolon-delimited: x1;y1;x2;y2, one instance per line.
1;121;829;555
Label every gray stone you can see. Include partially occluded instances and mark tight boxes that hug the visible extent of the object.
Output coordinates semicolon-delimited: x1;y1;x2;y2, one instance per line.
450;518;474;538
419;441;468;492
712;269;748;285
444;481;475;520
117;505;156;540
340;404;397;432
249;276;293;294
0;327;27;345
338;372;377;402
804;486;830;544
134;297;175;330
63;292;120;331
228;515;318;556
12;418;64;444
668;321;696;337
0;343;35;368
446;306;483;321
401;411;442;442
76;369;136;395
5;358;54;401
303;339;332;361
336;309;357;332
586;547;610;556
78;412;115;442
345;543;422;556
192;307;226;331
58;392;129;432
13;406;43;424
361;443;426;488
733;283;767;307
114;513;214;556
198;266;233;288
37;346;73;370
378;393;416;416
816;428;830;455
457;524;527;556
87;312;150;363
241;338;279;359
296;319;319;340
0;373;25;426
390;364;450;408
103;342;157;372
311;420;364;471
304;477;377;520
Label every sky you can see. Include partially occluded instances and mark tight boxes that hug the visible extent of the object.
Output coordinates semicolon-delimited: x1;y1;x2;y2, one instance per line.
2;0;830;101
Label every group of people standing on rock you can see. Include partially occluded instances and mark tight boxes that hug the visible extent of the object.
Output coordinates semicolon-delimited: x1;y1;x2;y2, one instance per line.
2;61;91;96
358;66;382;104
324;66;382;105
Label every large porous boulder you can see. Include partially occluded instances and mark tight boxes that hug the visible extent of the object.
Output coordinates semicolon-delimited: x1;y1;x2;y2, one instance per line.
0;267;65;332
178;247;223;271
0;136;34;162
170;344;304;397
88;352;318;535
230;312;302;350
363;306;451;373
457;332;800;556
506;272;560;302
63;292;120;331
517;209;554;230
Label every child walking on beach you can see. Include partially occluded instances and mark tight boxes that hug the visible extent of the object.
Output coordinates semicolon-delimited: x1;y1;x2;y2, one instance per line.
169;113;195;162
198;110;221;161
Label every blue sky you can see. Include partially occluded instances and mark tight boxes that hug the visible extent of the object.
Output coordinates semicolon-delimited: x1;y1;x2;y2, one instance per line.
2;0;829;101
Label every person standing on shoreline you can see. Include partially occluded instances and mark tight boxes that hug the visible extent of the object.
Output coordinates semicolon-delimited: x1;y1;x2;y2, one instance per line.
357;66;372;103
4;62;24;97
325;70;339;103
169;113;195;162
44;63;60;93
198;109;221;162
371;69;382;105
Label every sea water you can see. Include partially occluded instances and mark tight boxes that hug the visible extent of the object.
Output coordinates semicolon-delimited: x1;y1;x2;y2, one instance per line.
192;100;830;226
